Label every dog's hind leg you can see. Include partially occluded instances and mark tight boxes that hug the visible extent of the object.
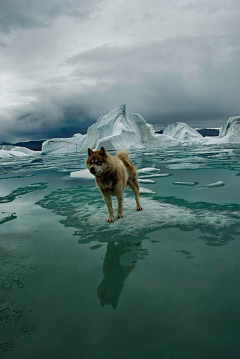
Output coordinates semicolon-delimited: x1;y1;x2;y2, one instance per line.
128;178;143;211
102;193;114;222
116;192;124;218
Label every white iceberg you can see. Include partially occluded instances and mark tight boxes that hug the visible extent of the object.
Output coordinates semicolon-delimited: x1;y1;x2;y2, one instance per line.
0;146;39;158
41;106;240;155
80;104;165;151
42;133;86;155
42;104;178;154
163;122;204;144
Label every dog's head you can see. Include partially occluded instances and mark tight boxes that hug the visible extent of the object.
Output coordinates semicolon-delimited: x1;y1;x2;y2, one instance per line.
86;147;109;176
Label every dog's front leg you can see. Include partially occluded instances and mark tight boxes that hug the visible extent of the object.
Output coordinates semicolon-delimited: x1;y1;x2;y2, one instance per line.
102;193;114;222
116;193;124;218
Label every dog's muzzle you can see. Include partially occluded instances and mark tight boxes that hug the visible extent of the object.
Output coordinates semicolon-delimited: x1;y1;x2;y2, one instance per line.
90;166;96;175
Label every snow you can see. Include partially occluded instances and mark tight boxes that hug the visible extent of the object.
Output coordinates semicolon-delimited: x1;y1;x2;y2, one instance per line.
0;146;39;158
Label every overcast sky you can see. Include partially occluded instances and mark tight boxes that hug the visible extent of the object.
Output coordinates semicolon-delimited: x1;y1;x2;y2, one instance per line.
0;0;239;142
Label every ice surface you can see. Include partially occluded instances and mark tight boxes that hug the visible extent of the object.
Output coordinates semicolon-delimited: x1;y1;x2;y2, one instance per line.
36;185;240;245
0;183;48;204
0;146;39;158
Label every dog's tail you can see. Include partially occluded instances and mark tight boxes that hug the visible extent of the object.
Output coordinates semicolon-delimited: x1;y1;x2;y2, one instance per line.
116;150;133;167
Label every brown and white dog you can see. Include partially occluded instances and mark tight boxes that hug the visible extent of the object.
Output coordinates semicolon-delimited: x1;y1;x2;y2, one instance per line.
86;147;142;222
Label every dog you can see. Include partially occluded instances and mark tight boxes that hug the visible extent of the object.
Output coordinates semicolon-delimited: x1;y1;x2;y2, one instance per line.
86;147;142;222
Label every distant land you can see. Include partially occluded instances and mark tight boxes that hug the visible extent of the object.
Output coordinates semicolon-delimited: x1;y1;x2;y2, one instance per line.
0;128;219;151
156;128;219;137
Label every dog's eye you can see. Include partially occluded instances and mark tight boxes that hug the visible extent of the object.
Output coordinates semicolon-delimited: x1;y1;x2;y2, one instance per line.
96;160;101;165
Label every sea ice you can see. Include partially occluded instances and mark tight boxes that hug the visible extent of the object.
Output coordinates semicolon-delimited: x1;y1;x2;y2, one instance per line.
173;182;198;186
138;173;172;179
70;169;95;179
205;181;225;188
137;167;160;173
139;187;156;194
138;179;156;184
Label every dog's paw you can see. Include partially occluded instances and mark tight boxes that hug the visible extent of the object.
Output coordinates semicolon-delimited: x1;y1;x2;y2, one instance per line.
117;213;123;218
106;217;114;222
137;206;143;211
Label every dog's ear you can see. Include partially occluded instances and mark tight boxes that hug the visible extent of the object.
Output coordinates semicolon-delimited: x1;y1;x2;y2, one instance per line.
99;147;107;157
88;148;93;157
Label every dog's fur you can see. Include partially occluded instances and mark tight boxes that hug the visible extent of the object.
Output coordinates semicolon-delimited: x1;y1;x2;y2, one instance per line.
86;147;142;222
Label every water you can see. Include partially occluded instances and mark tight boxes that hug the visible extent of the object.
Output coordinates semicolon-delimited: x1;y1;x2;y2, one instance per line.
0;144;240;358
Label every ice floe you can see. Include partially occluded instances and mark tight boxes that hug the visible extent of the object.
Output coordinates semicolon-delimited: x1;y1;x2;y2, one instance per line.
138;179;156;184
137;167;160;173
36;186;240;244
173;182;198;186
138;173;172;179
203;181;225;188
70;169;95;179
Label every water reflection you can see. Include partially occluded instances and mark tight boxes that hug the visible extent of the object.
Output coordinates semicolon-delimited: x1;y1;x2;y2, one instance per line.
97;242;136;309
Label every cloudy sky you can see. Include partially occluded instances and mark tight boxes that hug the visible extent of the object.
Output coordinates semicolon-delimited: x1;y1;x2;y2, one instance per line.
0;0;239;143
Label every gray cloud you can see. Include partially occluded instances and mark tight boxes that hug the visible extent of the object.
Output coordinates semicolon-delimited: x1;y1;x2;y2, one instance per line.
0;0;240;143
0;0;97;34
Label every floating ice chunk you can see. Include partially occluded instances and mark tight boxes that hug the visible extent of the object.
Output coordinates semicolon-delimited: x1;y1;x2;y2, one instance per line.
205;181;225;188
139;187;156;194
196;181;225;189
138;167;160;173
70;169;94;179
36;188;240;243
139;173;172;179
138;179;156;184
173;182;198;186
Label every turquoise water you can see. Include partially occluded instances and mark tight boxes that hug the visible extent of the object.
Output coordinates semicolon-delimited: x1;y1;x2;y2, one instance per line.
0;145;240;358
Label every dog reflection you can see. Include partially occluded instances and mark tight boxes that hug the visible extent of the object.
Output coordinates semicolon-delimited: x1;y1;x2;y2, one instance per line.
97;242;135;309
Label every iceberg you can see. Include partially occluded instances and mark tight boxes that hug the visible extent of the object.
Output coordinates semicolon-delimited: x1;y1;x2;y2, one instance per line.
41;133;86;155
41;106;240;155
0;146;39;158
42;104;178;154
80;104;165;151
163;122;204;144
